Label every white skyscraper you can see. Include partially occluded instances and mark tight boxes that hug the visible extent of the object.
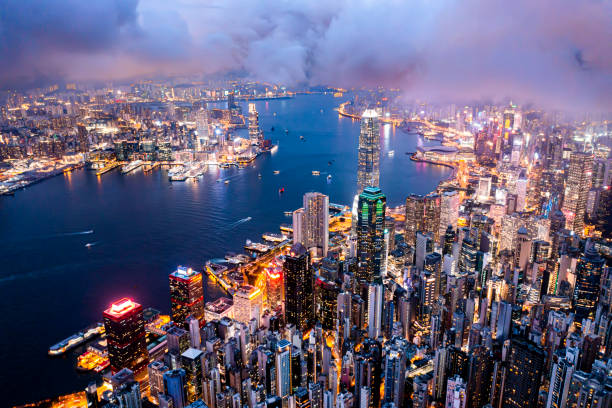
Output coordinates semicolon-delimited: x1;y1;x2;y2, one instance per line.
477;176;492;201
195;109;210;150
303;192;329;257
275;339;292;402
233;285;262;325
439;190;459;244
367;281;384;339
292;208;305;245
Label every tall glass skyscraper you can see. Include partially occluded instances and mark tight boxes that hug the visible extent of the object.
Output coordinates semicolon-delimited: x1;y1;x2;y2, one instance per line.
357;187;386;283
169;266;205;328
103;298;148;374
283;243;313;332
357;109;380;193
562;151;593;235
573;245;605;325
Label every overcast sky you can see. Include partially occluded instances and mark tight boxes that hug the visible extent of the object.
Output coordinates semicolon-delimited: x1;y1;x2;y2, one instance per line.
1;0;611;110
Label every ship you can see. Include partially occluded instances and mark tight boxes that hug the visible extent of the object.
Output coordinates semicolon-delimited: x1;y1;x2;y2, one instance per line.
121;160;144;174
48;323;104;356
284;211;293;216
327;174;332;181
273;170;280;175
388;150;395;157
312;170;320;176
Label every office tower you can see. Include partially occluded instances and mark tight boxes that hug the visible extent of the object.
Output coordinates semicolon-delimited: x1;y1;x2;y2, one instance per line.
573;245;605;326
187;316;201;349
439;191;460;245
248;103;262;145
195;110;209;150
445;375;467;408
477;176;492;201
466;346;493;408
303;192;329;257
405;194;425;246
515;177;527;211
580;334;602;373
546;348;578;408
295;387;311;408
562;151;594;235
443;225;456;256
367;281;384;339
149;361;171;402
424;252;443;297
309;382;322;408
76;124;89;153
284;243;313;332
275;339;292;401
424;194;441;243
227;91;238;111
115;380;141;408
169;266;205;328
181;348;204;403
266;266;284;311
314;276;339;331
354;339;382;407
103;298;148;374
234;284;263;324
502;338;545;408
111;368;135;390
292;208;305;245
357;109;380;192
164;369;188;408
167;325;190;358
415;231;433;271
458;237;477;274
85;382;99;408
383;345;406;407
356;187;386;283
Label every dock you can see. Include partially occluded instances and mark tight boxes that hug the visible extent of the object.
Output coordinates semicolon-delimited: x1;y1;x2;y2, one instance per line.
95;161;121;176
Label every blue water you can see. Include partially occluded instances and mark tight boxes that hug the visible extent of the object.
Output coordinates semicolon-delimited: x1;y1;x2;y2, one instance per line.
0;94;450;405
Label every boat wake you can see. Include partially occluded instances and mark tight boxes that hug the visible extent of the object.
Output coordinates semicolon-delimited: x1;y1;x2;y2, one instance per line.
228;217;252;229
60;230;94;237
85;242;99;248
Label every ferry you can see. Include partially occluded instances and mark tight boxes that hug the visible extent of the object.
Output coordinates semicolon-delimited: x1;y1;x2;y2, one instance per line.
327;174;332;181
225;180;230;184
273;170;280;175
388;150;395;157
121;160;143;174
262;233;287;243
48;323;104;356
284;211;293;216
270;144;279;153
312;170;320;176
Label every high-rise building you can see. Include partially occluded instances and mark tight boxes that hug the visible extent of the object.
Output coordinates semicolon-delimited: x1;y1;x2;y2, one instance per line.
445;375;467;408
303;192;329;257
357;187;386;283
149;361;171;402
195;110;210;150
275;339;292;402
415;231;433;271
233;284;263;324
103;298;148;374
115;380;141;408
546;348;578;408
85;382;99;408
169;266;205;328
292;208;305;245
573;245;605;326
562;151;594;235
501;338;545;408
383;344;406;407
405;194;425;247
466;346;493;408
439;191;460;245
357;110;380;192
248;103;263;145
367;281;384;339
164;369;188;408
284;243;313;332
181;348;204;404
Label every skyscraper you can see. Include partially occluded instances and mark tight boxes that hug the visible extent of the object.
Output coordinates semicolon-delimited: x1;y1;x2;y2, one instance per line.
181;348;204;404
405;194;425;247
502;338;545;408
248;103;262;145
439;191;459;245
303;192;329;257
572;245;605;326
164;369;188;408
284;243;313;332
234;284;263;324
103;298;148;374
275;339;292;402
357;187;386;283
292;208;305;245
169;266;205;328
357;109;380;192
562;151;593;235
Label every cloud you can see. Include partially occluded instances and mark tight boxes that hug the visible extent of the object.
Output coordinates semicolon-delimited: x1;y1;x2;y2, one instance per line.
1;0;611;110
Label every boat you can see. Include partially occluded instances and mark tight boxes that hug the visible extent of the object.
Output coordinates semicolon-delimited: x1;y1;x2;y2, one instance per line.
300;135;305;140
271;126;275;131
312;170;320;176
279;187;285;193
85;242;96;248
388;150;395;157
258;173;262;178
285;129;289;134
225;180;230;184
273;170;280;175
327;174;332;181
48;323;104;356
284;211;293;216
270;144;279;153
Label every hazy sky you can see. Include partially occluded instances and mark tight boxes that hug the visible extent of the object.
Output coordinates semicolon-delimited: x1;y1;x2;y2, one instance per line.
1;0;611;109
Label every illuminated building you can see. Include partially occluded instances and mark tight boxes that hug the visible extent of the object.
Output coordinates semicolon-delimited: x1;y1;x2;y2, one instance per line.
248;103;263;145
164;369;188;408
233;284;263;324
149;361;171;402
415;231;433;271
357;187;386;282
284;243;313;332
266;267;283;311
466;346;493;408
405;194;424;246
169;266;205;328
114;381;141;408
295;387;311;408
275;339;292;402
477;176;492;201
367;280;384;339
195;110;210;150
182;348;204;403
424;194;441;243
292;208;305;245
443;225;455;256
383;343;406;407
439;191;459;245
562;151;593;235
85;382;99;408
314;276;339;331
445;375;467;408
103;298;148;374
303;192;329;257
357;109;380;192
502;338;545;408
546;348;578;408
425;252;443;298
572;246;605;326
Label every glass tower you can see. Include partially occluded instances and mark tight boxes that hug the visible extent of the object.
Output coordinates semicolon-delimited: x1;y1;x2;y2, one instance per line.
357;187;386;283
357;109;380;193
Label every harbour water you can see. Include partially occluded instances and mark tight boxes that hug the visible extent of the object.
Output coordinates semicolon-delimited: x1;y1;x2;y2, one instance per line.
0;94;450;405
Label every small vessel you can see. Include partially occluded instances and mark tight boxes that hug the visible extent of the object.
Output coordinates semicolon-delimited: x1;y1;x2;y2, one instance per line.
284;211;293;216
328;161;333;166
285;129;289;134
271;126;275;131
270;144;279;153
388;150;395;157
279;187;285;194
312;170;320;176
258;173;262;178
300;135;305;140
225;180;230;184
274;170;280;175
85;242;95;248
327;174;332;181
